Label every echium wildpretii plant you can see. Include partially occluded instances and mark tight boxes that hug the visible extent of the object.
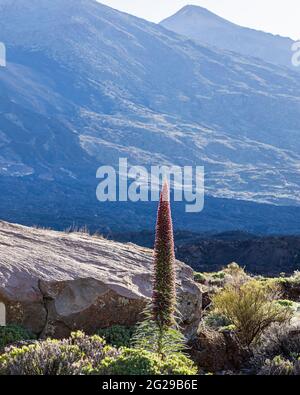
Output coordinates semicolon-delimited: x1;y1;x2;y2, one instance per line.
133;181;186;358
152;180;176;328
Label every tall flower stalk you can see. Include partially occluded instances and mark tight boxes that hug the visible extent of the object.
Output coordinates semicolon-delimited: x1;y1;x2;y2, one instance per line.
133;181;185;358
152;180;176;329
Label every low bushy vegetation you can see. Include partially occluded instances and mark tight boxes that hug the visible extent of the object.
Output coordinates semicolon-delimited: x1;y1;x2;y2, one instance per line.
0;331;119;375
194;272;206;284
194;263;249;290
211;279;293;346
2;263;300;376
0;331;196;375
203;311;232;331
0;325;35;350
258;355;293;375
250;322;300;375
96;326;134;348
196;264;300;375
258;271;300;299
96;348;197;375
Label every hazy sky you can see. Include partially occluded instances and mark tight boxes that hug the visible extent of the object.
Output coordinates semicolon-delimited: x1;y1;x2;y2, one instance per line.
98;0;300;40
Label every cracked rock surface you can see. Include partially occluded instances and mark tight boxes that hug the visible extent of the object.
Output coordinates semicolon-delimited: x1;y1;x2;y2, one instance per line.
0;221;201;338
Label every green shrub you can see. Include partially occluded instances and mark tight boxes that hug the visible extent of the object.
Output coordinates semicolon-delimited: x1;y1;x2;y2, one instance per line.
96;326;134;348
276;300;294;308
273;277;288;285
0;331;119;375
211;271;225;280
97;348;197;375
0;325;35;350
204;264;249;290
0;331;197;376
212;280;293;346
258;354;300;375
258;356;294;375
204;311;232;330
160;353;198;375
194;273;206;284
218;324;236;333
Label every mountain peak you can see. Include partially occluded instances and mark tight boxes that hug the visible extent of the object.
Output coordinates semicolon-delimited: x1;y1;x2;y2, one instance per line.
181;4;206;11
180;5;214;14
164;4;225;22
160;4;294;70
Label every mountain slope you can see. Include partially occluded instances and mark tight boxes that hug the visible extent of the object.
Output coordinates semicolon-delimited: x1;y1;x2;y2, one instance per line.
1;0;300;233
160;5;298;71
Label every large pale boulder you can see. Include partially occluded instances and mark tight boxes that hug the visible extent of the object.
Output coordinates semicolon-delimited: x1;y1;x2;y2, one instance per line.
0;221;201;338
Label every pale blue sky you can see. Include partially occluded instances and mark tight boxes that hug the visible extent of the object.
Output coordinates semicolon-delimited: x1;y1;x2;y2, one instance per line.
98;0;300;40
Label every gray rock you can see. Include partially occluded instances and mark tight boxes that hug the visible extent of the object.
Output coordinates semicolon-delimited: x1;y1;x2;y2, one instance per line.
0;221;201;338
188;327;251;372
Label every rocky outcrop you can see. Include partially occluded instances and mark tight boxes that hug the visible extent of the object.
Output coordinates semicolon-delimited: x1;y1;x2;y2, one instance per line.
188;328;250;373
0;221;201;338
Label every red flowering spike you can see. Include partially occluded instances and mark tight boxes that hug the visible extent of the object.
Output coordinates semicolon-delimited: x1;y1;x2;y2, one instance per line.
152;181;176;328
